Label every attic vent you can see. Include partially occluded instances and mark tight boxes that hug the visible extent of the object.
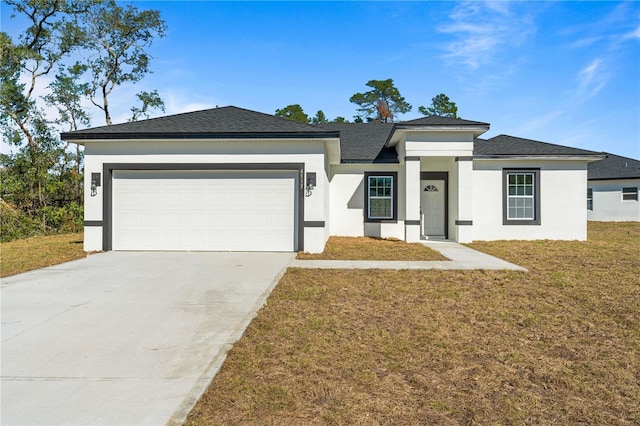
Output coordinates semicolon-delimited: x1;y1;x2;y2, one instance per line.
424;185;439;192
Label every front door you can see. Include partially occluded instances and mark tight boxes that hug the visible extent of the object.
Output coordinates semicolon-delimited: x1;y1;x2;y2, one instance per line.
421;180;445;236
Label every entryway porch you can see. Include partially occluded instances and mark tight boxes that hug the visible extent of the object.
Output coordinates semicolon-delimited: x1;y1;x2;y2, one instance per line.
404;156;474;244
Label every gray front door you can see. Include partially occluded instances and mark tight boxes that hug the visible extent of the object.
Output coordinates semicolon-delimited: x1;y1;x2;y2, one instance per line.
421;179;445;236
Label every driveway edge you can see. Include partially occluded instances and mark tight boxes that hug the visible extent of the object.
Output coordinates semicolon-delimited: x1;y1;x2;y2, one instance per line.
166;262;290;426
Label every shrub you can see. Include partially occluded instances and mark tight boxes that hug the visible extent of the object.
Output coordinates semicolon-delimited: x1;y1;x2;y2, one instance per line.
41;202;84;234
0;201;83;242
0;201;42;242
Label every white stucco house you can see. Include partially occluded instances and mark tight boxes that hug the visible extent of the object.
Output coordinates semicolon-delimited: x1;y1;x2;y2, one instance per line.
61;106;604;253
587;153;640;221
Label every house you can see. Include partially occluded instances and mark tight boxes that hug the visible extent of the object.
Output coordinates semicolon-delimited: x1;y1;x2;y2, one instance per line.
587;153;640;221
60;106;604;253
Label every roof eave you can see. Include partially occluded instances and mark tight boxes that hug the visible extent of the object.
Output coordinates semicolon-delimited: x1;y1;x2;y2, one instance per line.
395;125;490;137
340;159;400;164
588;176;640;181
474;154;606;161
61;131;341;142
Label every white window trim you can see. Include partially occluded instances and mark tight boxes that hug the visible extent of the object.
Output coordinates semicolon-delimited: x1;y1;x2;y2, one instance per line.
587;188;593;210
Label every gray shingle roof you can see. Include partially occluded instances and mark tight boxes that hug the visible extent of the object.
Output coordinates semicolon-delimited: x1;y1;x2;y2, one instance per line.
474;134;601;156
61;106;608;165
588;152;640;180
317;123;396;163
401;115;489;126
61;106;336;140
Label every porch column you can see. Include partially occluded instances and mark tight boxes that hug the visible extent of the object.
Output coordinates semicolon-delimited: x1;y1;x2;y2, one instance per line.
405;156;421;242
455;157;474;243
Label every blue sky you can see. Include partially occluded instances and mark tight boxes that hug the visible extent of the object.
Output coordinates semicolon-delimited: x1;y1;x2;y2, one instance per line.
2;1;639;159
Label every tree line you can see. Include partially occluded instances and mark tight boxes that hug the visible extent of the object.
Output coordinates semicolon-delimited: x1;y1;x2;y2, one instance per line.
1;0;166;241
1;3;459;243
275;78;459;124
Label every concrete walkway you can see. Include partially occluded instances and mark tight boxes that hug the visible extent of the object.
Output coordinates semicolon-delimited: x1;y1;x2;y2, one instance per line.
289;240;527;271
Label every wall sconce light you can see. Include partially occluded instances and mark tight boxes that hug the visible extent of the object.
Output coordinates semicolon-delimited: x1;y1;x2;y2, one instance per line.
91;172;101;197
305;172;316;197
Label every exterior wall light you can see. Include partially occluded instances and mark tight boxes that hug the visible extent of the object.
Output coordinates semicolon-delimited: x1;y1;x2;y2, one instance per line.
305;172;316;197
91;173;101;197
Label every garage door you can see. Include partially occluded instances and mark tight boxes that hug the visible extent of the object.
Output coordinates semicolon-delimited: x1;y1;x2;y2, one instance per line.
112;170;297;251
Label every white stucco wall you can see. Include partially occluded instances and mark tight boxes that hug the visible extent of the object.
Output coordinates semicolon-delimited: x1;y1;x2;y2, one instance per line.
81;138;332;252
588;179;640;221
404;131;475;157
472;160;589;241
329;164;405;240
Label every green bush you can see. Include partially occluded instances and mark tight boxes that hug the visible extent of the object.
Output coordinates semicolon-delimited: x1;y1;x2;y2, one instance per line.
0;201;42;242
41;202;84;234
0;201;84;242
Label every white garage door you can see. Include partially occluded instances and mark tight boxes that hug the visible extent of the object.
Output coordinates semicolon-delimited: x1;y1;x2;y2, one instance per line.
112;170;297;251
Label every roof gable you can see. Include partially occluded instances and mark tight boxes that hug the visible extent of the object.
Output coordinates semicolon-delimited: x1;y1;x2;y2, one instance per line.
588;152;640;180
474;134;601;157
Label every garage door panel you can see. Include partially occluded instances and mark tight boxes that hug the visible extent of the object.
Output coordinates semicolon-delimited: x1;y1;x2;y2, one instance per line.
112;170;297;251
182;191;205;206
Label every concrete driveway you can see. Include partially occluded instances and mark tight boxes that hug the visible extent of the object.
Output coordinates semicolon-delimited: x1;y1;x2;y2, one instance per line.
1;251;294;426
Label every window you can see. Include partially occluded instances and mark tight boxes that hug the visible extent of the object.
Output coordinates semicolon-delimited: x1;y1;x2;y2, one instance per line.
587;188;593;210
503;169;540;225
622;187;638;201
364;172;397;221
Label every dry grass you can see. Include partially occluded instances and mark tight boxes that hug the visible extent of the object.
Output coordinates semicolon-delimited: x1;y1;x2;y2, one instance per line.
0;233;89;277
297;236;447;261
186;222;640;425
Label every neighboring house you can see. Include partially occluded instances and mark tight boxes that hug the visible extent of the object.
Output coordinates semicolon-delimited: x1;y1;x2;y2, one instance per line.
61;106;604;253
587;153;640;221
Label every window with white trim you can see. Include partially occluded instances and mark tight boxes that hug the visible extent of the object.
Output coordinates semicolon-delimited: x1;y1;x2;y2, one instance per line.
622;187;638;201
587;188;593;210
503;169;540;225
364;172;397;221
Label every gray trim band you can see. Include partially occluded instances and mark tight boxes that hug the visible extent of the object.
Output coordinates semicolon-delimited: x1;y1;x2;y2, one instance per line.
405;156;421;162
405;220;421;226
102;162;305;252
420;171;448;181
84;220;103;227
455;156;473;162
455;220;473;226
304;221;325;228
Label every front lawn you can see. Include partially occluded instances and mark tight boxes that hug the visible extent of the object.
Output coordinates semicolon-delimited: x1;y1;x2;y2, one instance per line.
297;236;447;261
186;222;640;425
0;233;88;277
